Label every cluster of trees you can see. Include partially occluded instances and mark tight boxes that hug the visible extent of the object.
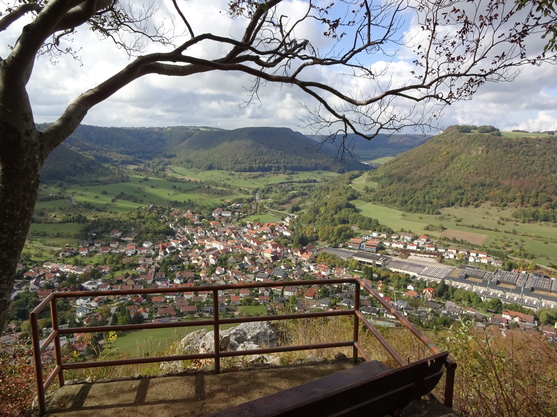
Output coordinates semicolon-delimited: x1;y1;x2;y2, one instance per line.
289;173;392;247
456;125;500;134
512;207;557;223
76;205;174;243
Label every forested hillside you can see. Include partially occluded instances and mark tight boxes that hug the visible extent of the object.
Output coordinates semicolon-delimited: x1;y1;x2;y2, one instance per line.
41;144;114;183
41;124;369;175
367;126;557;215
173;127;368;172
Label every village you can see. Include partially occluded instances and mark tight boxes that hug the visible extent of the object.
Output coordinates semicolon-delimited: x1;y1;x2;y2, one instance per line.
6;203;557;355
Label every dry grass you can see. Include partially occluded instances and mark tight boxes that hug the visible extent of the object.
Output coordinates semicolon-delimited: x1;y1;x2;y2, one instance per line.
440;325;557;417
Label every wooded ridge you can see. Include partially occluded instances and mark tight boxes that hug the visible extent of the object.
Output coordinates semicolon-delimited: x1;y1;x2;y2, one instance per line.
366;126;557;215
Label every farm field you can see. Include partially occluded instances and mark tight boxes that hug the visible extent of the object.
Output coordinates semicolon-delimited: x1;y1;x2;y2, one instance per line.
167;166;339;188
352;196;557;264
62;175;246;212
439;230;487;246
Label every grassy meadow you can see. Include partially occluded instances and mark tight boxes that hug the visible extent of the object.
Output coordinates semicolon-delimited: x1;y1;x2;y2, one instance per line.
106;323;238;358
352;184;557;264
369;157;395;164
166;166;339;188
351;175;378;192
244;214;282;223
63;175;243;212
500;131;555;138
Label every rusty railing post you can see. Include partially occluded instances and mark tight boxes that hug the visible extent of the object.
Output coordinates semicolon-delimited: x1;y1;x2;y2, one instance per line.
353;282;360;363
444;359;457;408
213;289;220;373
30;311;46;416
50;297;64;387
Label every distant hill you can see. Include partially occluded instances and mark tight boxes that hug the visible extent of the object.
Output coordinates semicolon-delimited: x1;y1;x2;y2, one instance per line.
307;132;432;161
173;127;369;172
41;143;113;183
49;124;369;173
367;126;557;213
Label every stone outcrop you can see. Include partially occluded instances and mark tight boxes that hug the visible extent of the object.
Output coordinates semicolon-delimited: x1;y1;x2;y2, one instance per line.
161;321;281;372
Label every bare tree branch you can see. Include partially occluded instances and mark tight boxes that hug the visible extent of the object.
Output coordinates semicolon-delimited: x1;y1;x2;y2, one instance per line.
0;3;42;33
171;0;194;38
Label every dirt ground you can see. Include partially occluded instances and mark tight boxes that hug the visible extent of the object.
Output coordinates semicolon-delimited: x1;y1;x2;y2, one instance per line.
439;229;487;246
37;360;456;417
41;362;353;417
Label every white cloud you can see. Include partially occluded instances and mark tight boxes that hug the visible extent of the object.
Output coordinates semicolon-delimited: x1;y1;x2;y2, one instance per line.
508;111;557;132
4;0;557;135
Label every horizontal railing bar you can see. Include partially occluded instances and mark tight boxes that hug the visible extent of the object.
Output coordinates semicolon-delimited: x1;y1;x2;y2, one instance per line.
218;342;353;358
218;310;353;325
60;319;216;335
62;351;220;370
59;311;354;335
33;279;356;305
355;310;406;366
60;341;354;371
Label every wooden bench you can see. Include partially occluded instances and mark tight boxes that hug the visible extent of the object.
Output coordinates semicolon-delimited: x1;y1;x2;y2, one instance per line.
205;351;449;417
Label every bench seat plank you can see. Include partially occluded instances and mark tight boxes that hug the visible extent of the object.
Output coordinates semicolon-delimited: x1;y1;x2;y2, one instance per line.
204;352;448;417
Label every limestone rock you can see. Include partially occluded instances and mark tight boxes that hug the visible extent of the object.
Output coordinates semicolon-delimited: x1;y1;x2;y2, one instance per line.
161;321;281;372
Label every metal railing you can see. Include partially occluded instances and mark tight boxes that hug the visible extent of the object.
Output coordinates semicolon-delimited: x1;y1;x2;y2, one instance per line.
30;278;456;416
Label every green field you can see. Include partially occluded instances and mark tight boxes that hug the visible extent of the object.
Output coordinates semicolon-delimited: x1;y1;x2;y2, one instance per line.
29;222;82;235
167;167;339;188
34;199;73;210
238;305;267;315
351;175;378;192
244;214;281;223
107;324;237;357
60;175;247;212
500;131;554;138
369;157;395;164
27;222;82;249
352;195;557;264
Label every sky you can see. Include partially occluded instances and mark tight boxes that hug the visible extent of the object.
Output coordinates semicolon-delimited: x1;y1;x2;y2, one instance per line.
3;0;557;137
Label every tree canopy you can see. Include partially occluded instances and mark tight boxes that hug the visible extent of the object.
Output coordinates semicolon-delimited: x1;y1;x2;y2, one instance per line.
1;0;557;330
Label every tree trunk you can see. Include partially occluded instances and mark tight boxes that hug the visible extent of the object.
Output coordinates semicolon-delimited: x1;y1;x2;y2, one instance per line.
0;122;45;331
